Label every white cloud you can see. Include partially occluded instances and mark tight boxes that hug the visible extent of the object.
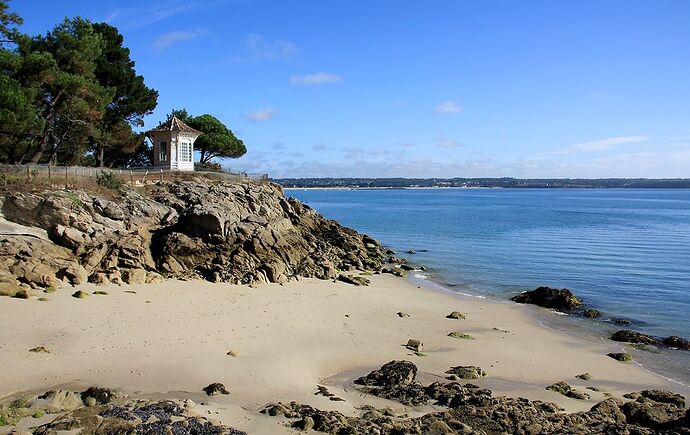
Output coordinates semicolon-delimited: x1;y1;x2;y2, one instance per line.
245;33;298;59
435;139;463;149
245;108;277;122
312;144;328;151
289;72;342;86
152;28;209;51
433;101;463;114
564;135;649;153
103;9;121;23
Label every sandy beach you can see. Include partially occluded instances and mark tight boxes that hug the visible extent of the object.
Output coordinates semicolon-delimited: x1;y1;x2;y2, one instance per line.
2;274;687;434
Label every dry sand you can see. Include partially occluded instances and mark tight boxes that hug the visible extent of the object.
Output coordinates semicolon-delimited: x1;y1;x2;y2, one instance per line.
1;274;688;434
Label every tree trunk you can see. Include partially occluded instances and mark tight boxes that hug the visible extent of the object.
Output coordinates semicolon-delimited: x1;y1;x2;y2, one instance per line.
96;143;105;167
29;91;62;164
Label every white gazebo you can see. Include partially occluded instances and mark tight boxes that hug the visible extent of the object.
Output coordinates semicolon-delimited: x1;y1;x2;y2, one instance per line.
147;116;202;171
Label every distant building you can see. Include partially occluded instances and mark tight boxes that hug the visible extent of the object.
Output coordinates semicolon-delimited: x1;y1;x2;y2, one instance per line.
147;116;202;171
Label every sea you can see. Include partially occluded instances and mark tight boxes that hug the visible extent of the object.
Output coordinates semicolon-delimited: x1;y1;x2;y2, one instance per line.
287;188;690;385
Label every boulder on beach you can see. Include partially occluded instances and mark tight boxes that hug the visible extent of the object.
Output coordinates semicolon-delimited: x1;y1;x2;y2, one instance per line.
621;390;686;428
405;339;422;352
203;383;229;396
546;381;590;400
445;365;486;379
337;274;370;286
446;311;466;320
610;330;658;345
511;286;583;310
607;352;633;362
353;360;429;405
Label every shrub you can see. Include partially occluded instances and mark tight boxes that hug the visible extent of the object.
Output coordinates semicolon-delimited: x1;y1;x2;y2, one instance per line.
194;161;223;172
97;171;122;189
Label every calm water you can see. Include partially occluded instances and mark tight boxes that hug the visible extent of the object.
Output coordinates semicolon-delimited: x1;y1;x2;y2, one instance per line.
289;188;690;381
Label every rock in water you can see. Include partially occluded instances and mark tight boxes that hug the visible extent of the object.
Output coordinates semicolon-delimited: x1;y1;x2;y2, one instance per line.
610;330;658;345
511;286;583;310
662;335;690;350
582;309;601;318
203;383;229;396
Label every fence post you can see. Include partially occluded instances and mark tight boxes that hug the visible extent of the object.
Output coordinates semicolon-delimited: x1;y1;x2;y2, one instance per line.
65;165;68;186
48;164;51;182
160;169;163;182
130;170;133;185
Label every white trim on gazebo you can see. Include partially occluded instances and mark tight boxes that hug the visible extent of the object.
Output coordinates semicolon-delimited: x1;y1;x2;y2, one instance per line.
147;116;202;172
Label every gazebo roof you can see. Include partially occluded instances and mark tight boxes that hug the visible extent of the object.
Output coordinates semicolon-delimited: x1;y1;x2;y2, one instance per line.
148;116;202;135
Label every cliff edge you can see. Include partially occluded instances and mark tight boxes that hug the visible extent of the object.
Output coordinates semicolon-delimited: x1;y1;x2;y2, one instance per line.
0;180;386;296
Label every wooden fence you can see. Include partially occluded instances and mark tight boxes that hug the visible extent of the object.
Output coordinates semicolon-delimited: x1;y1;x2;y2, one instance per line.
0;164;268;187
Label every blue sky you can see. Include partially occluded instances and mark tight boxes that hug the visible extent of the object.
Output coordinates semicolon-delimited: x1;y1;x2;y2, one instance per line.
12;0;690;178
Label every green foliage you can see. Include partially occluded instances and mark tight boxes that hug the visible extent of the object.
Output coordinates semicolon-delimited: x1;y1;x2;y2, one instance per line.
0;3;157;167
186;114;246;163
0;0;22;42
96;171;122;189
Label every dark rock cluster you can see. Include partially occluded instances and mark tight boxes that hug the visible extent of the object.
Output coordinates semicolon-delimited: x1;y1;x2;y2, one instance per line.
34;399;246;435
0;180;387;295
265;361;690;434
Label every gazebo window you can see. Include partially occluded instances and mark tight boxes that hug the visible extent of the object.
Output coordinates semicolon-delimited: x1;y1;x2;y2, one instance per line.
180;142;192;162
159;141;167;162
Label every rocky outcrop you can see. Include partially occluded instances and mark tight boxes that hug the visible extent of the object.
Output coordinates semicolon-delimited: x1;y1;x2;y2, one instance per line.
34;399;245;435
511;286;583;310
0;180;386;294
265;361;690;434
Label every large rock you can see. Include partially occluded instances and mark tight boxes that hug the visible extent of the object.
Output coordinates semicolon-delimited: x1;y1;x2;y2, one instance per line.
621;390;686;428
353;361;429;405
511;286;583;310
0;180;387;294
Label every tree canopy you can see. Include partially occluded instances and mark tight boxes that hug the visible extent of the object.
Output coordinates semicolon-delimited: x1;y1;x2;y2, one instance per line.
0;1;158;166
0;1;247;168
186;114;246;163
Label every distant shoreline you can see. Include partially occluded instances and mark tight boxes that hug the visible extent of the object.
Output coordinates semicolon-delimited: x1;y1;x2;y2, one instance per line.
273;178;690;189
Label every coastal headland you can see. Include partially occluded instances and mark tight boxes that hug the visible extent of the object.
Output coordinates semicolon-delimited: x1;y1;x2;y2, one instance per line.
1;177;688;434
